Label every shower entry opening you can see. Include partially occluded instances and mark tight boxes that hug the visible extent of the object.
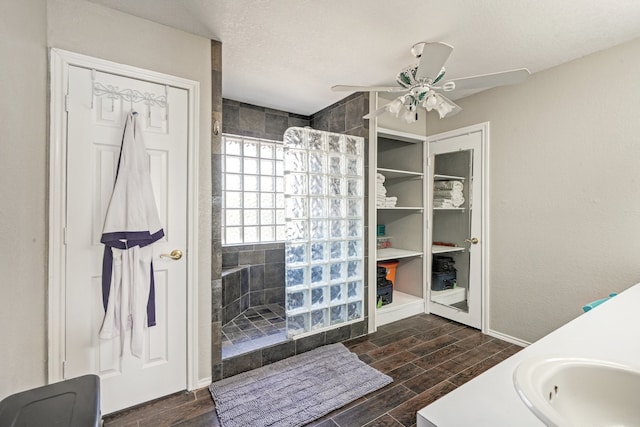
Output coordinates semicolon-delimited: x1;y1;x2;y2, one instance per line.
220;127;365;358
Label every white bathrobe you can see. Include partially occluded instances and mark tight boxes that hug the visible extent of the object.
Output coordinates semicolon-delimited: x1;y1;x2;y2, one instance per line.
100;112;164;358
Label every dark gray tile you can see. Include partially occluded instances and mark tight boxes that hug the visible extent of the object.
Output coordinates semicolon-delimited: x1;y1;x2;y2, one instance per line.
346;95;366;132
249;265;265;291
222;104;239;132
239;102;265;112
350;320;368;339
238;250;265;265
250;290;265;306
255;242;285;250
296;332;326;354
241;294;250;311
222;272;240;306
264;262;285;288
210;280;222;323
312;113;330;132
221;252;238;268
264;287;284;305
329;103;346;133
223;350;262;378
265;113;289;139
211;322;222;365
213;248;223;281
211;363;222;382
226;244;255;252
239;107;265;135
288;116;310;129
265;248;285;263
223;98;241;107
240;268;250;294
223;300;240;324
261;340;295;366
326;325;351;344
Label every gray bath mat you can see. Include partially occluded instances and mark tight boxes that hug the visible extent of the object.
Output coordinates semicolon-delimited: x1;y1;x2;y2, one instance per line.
209;343;393;427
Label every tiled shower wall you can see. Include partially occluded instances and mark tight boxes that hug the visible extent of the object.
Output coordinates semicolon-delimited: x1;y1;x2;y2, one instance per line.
222;98;310;141
221;242;286;324
212;92;370;379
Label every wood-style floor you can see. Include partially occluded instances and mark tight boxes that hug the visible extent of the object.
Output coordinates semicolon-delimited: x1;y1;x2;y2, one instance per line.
103;313;522;427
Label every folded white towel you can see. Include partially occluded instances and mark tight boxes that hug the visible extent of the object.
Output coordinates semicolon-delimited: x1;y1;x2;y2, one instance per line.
433;189;463;198
376;173;386;183
434;180;463;191
385;196;397;202
433;200;455;208
433;197;464;208
377;188;387;196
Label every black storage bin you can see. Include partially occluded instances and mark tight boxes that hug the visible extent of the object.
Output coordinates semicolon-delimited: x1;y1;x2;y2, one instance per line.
433;255;455;272
377;283;393;306
432;271;456;291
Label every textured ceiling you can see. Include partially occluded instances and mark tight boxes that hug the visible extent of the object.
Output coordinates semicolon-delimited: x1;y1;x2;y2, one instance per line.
90;0;640;115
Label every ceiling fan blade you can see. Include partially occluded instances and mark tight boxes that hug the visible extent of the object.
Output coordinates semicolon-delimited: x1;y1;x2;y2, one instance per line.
362;104;389;120
445;68;530;92
414;42;454;82
331;85;409;93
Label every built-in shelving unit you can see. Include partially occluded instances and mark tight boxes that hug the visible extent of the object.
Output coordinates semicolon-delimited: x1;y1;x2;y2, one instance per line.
370;124;428;327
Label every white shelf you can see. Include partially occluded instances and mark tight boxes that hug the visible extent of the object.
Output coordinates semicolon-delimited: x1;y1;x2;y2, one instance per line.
434;174;465;181
433;207;465;212
377;167;423;180
432;244;465;254
376;248;423;261
430;287;466;306
377;127;425;143
376;291;425;326
376;206;423;211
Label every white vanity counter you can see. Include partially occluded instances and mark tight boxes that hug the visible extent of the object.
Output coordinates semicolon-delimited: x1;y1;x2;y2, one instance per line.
418;283;640;426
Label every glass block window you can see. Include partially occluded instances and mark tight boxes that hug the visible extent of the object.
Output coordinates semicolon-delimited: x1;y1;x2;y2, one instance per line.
221;134;286;244
284;127;365;338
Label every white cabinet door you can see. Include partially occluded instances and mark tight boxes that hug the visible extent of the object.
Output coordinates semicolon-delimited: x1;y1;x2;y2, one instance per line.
427;126;485;329
64;65;188;413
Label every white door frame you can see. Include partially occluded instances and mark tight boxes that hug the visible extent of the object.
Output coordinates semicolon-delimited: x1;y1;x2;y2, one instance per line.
48;48;201;390
426;122;490;333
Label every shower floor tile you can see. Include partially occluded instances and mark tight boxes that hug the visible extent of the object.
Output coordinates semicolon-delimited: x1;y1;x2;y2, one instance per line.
222;303;287;359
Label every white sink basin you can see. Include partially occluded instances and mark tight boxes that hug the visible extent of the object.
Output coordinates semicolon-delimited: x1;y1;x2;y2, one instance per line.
513;357;640;426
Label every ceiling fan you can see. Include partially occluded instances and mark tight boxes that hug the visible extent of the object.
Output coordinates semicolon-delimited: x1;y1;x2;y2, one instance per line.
332;42;530;123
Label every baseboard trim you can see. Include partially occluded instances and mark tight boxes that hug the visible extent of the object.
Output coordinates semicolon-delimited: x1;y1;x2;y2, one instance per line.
194;377;213;389
486;329;531;347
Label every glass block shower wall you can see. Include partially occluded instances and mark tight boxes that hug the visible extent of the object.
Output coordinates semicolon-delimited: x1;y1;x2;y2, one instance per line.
283;127;364;338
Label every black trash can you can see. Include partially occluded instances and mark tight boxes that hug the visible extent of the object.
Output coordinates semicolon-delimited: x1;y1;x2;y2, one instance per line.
0;374;100;427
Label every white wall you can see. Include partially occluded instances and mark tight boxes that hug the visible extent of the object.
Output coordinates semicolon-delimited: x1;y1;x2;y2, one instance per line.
0;0;49;397
426;37;640;343
0;0;213;399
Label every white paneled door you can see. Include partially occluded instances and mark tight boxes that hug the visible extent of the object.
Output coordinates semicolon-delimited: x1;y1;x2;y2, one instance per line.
64;65;188;414
427;126;486;330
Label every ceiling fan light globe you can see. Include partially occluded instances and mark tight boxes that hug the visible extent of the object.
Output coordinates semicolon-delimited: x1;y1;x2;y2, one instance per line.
402;109;415;123
426;94;439;109
436;101;453;118
387;98;403;116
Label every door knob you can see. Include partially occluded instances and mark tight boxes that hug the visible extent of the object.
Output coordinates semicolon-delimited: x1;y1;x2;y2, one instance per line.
160;249;183;260
464;237;479;245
